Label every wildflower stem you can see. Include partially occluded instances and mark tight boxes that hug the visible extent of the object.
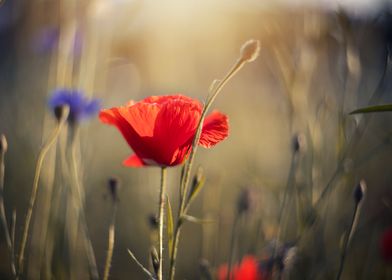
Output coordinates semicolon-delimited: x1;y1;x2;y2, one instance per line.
0;139;16;277
273;152;297;259
170;43;258;280
17;109;69;279
69;126;99;280
227;213;240;280
103;202;117;280
335;200;361;280
158;167;167;280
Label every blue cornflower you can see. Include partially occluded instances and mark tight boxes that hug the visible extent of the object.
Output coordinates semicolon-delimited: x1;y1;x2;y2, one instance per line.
48;88;101;124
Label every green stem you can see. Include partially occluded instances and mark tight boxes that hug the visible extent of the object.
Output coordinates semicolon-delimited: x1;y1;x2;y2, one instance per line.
103;203;117;280
0;147;16;277
336;201;360;280
69;126;99;280
170;58;248;280
273;152;297;259
17;111;68;279
226;214;240;280
158;167;167;280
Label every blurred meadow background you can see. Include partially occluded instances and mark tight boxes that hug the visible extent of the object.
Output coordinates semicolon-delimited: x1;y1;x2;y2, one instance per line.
1;0;392;279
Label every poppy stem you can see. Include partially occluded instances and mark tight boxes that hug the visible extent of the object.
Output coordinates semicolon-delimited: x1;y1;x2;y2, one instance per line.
158;167;167;280
170;43;259;280
68;126;99;280
103;201;117;280
17;108;69;279
226;213;240;280
0;135;16;277
335;199;362;280
273;151;297;260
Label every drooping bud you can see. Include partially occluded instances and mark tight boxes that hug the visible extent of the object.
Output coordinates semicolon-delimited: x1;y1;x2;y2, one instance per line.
240;39;261;63
353;180;366;204
0;134;7;154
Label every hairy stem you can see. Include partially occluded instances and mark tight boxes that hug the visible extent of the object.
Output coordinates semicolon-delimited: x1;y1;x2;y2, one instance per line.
103;203;117;280
158;167;167;280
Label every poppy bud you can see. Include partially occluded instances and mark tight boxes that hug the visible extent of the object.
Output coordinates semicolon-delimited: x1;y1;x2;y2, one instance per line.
237;188;254;215
107;177;120;202
150;247;159;275
148;214;159;230
0;134;7;154
292;133;306;153
199;259;213;280
240;39;261;63
353;180;366;204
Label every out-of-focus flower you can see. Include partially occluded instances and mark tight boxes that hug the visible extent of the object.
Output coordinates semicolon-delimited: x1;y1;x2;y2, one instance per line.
99;95;229;167
380;228;392;261
48;88;101;124
217;255;263;280
32;26;83;55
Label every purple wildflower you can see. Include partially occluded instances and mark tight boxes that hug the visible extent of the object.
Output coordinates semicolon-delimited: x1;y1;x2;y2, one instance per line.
48;88;101;124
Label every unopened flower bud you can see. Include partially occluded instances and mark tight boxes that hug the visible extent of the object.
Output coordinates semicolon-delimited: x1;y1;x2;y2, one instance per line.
0;134;7;154
292;133;306;153
148;214;159;230
353;180;366;204
108;177;120;202
240;39;261;63
237;188;254;215
199;259;212;279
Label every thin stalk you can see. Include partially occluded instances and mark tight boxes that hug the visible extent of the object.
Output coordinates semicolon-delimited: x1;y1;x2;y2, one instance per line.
103;203;118;280
17;110;69;279
68;126;99;280
0;147;16;277
158;167;167;280
335;201;361;280
272;152;297;259
226;214;240;280
170;56;249;280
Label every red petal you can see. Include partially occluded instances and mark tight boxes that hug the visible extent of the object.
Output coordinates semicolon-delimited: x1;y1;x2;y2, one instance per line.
153;98;201;165
199;110;229;148
99;105;159;165
123;154;145;167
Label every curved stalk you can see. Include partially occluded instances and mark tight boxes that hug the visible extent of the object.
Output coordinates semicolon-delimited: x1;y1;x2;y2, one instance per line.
17;108;69;279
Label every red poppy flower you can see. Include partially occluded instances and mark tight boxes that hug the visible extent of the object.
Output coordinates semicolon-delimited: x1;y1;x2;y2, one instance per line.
380;228;392;261
217;255;263;280
99;95;229;167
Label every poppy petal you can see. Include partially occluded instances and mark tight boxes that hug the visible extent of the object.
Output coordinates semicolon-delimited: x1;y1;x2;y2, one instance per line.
199;110;229;148
123;154;145;167
153;99;201;165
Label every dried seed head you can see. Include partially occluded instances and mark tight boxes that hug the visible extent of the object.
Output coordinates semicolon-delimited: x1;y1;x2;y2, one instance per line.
240;39;261;63
0;134;7;154
150;247;159;275
353;180;366;204
53;105;70;122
